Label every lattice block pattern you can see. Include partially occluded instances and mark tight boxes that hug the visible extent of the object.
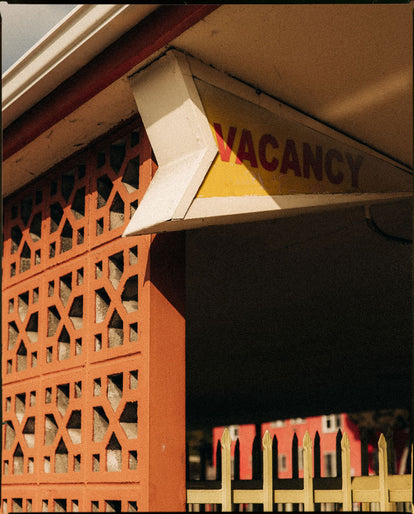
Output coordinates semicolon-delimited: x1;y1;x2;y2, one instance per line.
2;117;152;291
1;484;141;512
89;237;143;363
2;382;40;484
88;122;151;247
2;117;152;503
85;358;141;481
81;485;142;512
2;255;90;384
42;257;90;374
2;161;89;289
2;496;34;514
37;370;86;482
2;276;44;382
2;371;87;484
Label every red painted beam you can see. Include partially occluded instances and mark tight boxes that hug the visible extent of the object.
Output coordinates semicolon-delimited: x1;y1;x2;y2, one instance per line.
3;4;220;160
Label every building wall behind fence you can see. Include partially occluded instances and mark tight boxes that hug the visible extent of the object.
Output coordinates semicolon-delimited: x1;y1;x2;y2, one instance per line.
2;116;153;512
212;415;411;483
213;415;367;480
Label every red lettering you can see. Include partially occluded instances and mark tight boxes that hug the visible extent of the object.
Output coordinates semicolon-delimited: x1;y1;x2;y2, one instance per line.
303;143;323;181
325;149;344;184
280;139;301;177
345;152;363;188
236;129;258;168
259;134;279;171
214;123;237;162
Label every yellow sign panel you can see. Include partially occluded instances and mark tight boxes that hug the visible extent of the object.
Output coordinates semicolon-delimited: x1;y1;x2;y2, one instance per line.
196;80;369;197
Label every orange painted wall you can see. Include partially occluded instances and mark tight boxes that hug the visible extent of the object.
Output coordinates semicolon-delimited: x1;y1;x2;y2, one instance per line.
2;116;186;512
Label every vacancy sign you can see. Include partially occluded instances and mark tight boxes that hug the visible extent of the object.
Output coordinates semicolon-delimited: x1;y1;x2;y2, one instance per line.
124;51;412;236
198;80;368;197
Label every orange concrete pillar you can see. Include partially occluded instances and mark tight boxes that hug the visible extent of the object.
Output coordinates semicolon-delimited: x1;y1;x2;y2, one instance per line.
139;231;186;511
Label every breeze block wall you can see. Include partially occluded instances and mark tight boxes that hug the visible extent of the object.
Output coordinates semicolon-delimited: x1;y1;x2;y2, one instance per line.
2;116;185;512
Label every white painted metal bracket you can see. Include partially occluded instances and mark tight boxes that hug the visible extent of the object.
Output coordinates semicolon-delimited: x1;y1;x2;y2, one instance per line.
123;50;218;236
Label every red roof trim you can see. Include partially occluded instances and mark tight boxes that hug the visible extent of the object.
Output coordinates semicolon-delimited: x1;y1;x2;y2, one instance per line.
3;4;219;160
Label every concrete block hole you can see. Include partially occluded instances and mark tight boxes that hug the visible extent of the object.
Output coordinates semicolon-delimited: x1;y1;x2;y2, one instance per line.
62;170;75;202
11;225;22;253
128;451;137;470
59;273;72;306
18;291;29;321
15;393;26;423
97;174;112;208
12;499;22;513
93;407;109;442
129;245;138;265
128;501;138;512
109;193;124;230
122;157;140;193
16;342;27;371
13;443;24;474
58;327;70;361
54;438;68;473
44;414;58;446
67;410;82;444
26;312;39;342
69;296;83;329
93;454;100;472
20;242;31;273
96;288;110;323
129;370;138;389
29;212;42;241
60;220;73;253
8;321;18;350
50;202;63;233
110;138;126;174
23;417;35;447
108;252;123;289
107;373;123;411
20;197;33;226
54;499;67;513
4;421;15;449
47;306;61;337
119;402;138;439
72;187;85;219
57;384;69;416
106;500;122;512
121;275;138;313
108;310;124;348
106;433;122;472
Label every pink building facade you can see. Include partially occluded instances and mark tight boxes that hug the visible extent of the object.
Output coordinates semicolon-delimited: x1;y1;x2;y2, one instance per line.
213;414;410;480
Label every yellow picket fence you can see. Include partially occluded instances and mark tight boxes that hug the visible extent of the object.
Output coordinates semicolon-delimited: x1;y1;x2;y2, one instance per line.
186;429;412;512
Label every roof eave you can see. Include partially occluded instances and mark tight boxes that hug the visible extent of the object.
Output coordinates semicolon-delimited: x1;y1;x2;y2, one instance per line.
2;4;160;129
